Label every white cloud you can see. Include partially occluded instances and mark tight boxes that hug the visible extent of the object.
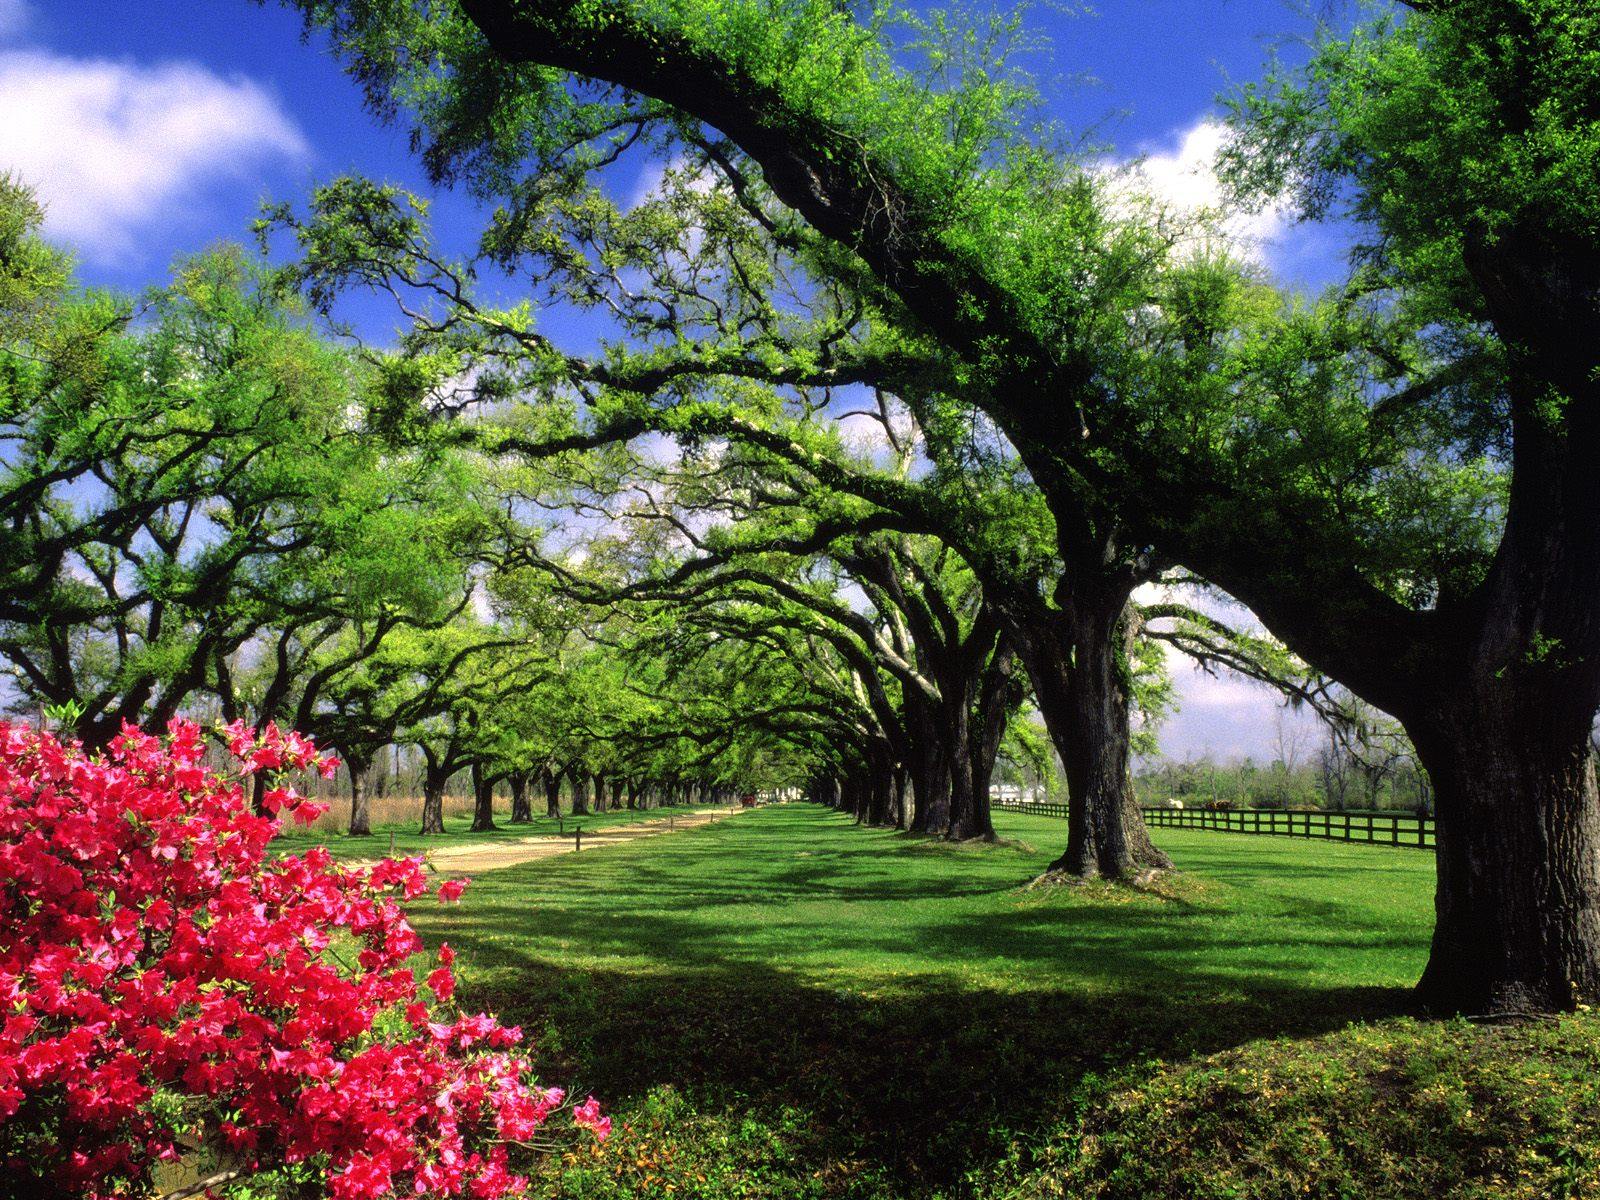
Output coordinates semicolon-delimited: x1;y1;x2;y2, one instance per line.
1137;578;1324;762
0;47;309;263
1114;118;1289;268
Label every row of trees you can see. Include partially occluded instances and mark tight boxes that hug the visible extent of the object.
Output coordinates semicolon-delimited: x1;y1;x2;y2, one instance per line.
266;0;1600;1015
7;0;1592;1015
0;178;811;835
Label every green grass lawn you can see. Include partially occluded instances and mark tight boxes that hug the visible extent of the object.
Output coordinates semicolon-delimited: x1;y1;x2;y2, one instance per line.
400;804;1600;1200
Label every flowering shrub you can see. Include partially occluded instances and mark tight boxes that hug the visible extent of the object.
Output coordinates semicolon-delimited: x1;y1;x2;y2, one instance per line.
0;719;603;1198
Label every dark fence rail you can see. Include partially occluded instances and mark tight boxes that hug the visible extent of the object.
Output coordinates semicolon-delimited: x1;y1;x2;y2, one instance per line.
992;798;1069;820
993;798;1435;850
1140;805;1435;850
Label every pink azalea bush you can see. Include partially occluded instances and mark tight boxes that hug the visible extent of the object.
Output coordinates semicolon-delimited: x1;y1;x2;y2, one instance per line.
0;719;604;1198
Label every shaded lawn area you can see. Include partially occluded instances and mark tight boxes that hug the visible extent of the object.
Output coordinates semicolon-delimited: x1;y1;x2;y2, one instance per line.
405;804;1438;1198
273;802;706;861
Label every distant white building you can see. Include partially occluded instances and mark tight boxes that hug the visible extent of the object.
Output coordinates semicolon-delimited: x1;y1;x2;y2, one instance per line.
989;784;1045;804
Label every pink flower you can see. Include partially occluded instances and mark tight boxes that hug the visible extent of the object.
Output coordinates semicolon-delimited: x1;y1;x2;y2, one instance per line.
572;1096;611;1140
0;720;565;1199
437;878;469;904
427;966;456;1002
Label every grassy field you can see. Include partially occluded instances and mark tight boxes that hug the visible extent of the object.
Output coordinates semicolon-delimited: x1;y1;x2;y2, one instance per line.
387;809;1600;1200
396;804;1600;1199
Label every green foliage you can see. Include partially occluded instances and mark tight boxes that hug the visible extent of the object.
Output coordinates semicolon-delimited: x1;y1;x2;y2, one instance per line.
1223;0;1600;328
997;1014;1600;1200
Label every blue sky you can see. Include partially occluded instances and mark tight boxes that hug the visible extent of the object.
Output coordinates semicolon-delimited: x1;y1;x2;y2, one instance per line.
0;0;1356;761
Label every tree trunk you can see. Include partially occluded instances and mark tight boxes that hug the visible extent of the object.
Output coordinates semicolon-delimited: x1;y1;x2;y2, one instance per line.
470;763;498;832
911;750;950;835
569;769;591;815
972;640;1022;830
421;770;448;835
841;774;863;822
890;765;909;830
347;754;374;836
943;694;993;841
609;777;625;811
543;768;562;818
865;750;892;826
626;779;639;810
906;708;949;834
1410;697;1600;1014
1008;591;1170;879
509;772;532;823
250;772;269;818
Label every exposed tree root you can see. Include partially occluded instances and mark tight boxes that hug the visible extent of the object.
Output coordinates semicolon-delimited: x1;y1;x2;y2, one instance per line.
1024;865;1171;890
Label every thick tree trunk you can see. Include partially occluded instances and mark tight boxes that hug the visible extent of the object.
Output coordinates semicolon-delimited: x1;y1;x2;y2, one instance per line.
569;769;591;815
1057;601;1168;877
1008;592;1170;880
609;777;625;811
907;708;949;834
890;765;909;830
843;774;866;822
862;745;894;825
347;754;374;836
509;772;532;823
867;770;890;826
420;772;448;835
943;697;993;840
971;641;1021;830
626;779;639;810
1410;697;1600;1014
814;776;840;808
911;751;950;835
470;763;498;832
543;768;562;818
250;772;269;818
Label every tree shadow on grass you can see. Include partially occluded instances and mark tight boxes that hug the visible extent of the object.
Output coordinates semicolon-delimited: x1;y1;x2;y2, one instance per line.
476;960;1408;1198
446;932;1413;1197
413;807;1425;1196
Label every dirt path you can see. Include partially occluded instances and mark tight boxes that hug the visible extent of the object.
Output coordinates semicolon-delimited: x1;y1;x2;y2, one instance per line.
370;807;750;877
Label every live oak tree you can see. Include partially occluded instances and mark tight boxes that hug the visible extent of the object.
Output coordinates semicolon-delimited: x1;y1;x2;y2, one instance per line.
570;384;1307;862
0;224;387;746
216;428;502;826
255;33;1340;884
530;428;1025;837
270;164;1316;866
283;0;1600;1015
261;166;1175;869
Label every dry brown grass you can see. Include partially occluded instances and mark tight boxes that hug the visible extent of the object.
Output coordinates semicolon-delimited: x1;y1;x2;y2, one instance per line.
301;793;477;834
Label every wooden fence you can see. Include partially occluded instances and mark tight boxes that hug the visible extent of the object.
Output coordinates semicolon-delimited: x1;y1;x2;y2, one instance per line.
992;798;1069;820
993;798;1435;850
1142;806;1434;849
